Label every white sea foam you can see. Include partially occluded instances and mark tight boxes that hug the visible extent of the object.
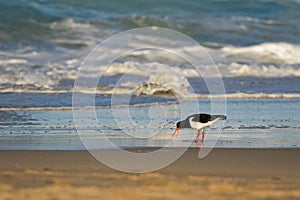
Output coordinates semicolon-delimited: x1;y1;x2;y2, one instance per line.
49;18;115;44
235;16;281;25
222;43;300;64
0;59;27;65
218;62;300;77
93;61;201;78
1;39;300;95
134;73;197;97
100;60;300;78
1;58;300;95
50;18;91;30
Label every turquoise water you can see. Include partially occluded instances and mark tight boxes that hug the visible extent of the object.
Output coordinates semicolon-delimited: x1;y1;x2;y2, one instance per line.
1;0;300;48
0;0;300;94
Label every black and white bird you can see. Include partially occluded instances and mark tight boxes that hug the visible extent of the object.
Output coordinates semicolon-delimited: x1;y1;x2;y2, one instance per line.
173;113;227;143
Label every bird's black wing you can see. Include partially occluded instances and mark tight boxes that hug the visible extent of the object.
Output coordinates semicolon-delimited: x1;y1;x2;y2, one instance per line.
211;115;227;120
189;113;212;123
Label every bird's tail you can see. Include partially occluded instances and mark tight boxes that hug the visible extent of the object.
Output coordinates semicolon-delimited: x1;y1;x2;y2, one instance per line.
211;115;227;120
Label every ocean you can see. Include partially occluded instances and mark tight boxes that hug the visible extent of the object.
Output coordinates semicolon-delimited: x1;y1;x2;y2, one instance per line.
0;0;300;149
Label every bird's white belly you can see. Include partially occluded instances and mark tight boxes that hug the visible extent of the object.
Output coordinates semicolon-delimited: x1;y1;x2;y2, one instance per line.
189;118;210;130
188;116;221;130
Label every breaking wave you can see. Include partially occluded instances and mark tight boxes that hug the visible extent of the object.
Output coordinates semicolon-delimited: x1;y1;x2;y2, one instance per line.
222;43;300;64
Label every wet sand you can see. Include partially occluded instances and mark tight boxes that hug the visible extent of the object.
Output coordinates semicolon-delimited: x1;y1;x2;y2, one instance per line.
1;148;300;199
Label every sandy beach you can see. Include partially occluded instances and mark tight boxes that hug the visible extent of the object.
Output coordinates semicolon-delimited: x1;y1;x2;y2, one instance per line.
1;148;300;199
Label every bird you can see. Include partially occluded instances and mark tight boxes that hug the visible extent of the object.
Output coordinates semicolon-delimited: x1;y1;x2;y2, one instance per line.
173;113;227;144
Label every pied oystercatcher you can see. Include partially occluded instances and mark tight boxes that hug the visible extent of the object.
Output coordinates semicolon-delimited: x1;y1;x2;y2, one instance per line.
173;113;226;143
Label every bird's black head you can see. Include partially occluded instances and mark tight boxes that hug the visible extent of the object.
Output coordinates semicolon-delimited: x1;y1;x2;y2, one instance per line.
176;121;181;128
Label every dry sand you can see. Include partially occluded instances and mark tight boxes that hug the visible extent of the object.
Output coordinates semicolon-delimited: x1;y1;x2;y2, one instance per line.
1;148;300;200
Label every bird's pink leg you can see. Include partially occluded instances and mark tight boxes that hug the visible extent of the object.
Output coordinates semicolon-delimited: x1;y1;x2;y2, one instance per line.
172;128;179;137
202;129;205;144
195;130;200;143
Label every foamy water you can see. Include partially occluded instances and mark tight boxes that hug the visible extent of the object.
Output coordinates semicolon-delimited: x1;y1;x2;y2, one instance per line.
1;1;300;96
1;1;300;149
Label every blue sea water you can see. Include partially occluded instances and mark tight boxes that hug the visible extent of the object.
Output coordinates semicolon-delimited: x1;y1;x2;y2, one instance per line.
0;0;300;149
0;98;299;149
